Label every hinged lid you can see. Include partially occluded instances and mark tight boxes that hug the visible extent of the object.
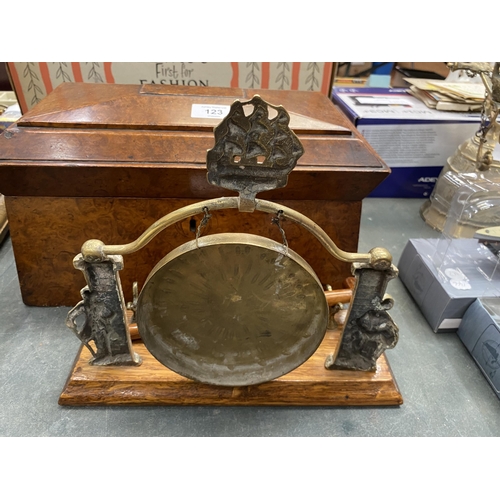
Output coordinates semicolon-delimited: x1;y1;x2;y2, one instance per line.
0;83;389;200
18;84;351;135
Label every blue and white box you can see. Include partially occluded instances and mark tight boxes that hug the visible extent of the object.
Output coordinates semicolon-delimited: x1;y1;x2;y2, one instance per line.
458;298;500;400
398;238;500;332
332;88;481;197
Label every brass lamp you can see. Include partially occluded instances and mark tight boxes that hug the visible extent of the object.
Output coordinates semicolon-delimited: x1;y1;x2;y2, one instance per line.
421;63;500;237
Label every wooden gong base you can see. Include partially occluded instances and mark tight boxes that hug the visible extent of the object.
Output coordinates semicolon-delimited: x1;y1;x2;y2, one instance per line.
59;327;403;406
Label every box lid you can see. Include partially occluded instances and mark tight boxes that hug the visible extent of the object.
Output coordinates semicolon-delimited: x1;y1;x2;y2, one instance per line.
0;83;390;200
332;87;481;125
17;84;349;134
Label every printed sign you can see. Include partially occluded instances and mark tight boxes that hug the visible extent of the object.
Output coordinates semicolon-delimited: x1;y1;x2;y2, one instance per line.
8;62;335;113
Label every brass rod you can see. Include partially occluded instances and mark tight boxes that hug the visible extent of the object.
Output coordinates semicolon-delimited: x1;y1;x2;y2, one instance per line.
255;199;372;264
101;196;376;265
325;289;352;306
102;197;239;256
123;285;353;340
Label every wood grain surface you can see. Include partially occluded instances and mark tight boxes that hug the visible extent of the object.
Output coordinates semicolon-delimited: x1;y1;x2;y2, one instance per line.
15;83;353;131
59;328;403;406
0;83;388;201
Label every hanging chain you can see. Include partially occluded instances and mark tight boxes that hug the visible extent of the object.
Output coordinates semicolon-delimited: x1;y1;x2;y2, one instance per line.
476;90;489;140
476;87;491;170
271;209;289;253
451;64;496;171
476;95;500;172
195;207;212;247
473;64;500;171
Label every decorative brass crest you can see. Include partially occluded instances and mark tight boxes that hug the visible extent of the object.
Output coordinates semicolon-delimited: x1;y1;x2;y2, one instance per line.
207;95;304;211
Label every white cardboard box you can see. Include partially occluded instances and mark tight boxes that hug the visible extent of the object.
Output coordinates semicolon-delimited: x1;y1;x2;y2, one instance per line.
332;87;481;197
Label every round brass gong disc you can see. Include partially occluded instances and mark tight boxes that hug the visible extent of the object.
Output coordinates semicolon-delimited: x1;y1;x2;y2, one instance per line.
136;233;329;386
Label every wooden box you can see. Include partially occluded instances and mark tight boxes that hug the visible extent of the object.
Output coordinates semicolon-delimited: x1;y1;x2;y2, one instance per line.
0;83;389;307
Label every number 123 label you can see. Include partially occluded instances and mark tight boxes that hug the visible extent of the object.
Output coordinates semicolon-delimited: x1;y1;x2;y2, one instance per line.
191;104;230;119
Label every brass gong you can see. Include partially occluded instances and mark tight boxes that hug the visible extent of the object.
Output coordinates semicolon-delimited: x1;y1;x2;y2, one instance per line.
137;233;329;386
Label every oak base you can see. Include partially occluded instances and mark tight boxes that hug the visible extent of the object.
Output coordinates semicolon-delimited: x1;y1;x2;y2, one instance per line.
59;329;403;406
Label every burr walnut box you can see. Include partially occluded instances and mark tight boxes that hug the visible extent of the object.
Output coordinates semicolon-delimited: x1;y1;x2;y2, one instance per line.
0;82;389;306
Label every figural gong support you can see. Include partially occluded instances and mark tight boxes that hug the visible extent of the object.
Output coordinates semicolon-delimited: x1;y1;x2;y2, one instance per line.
66;241;141;366
326;258;398;371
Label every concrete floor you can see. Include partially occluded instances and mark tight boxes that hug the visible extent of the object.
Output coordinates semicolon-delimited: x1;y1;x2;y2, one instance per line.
1;198;500;436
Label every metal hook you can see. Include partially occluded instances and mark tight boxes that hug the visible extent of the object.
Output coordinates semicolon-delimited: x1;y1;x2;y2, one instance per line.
195;207;212;247
271;209;289;254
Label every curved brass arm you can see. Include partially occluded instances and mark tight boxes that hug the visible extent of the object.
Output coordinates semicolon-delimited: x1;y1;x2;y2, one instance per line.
101;197;238;256
254;199;372;264
81;196;390;268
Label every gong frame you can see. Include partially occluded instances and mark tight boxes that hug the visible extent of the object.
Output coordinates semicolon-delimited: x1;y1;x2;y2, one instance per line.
69;195;398;373
63;94;401;405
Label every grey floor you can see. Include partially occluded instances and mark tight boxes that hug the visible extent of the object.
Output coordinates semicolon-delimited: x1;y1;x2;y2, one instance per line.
1;198;499;437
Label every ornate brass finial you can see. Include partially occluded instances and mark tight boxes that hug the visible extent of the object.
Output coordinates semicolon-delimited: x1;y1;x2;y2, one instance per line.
206;95;304;212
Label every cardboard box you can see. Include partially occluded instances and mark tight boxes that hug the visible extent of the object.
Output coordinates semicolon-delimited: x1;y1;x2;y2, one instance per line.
458;298;500;400
336;62;373;77
398;238;500;332
332;87;481;197
397;62;450;79
7;62;336;113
